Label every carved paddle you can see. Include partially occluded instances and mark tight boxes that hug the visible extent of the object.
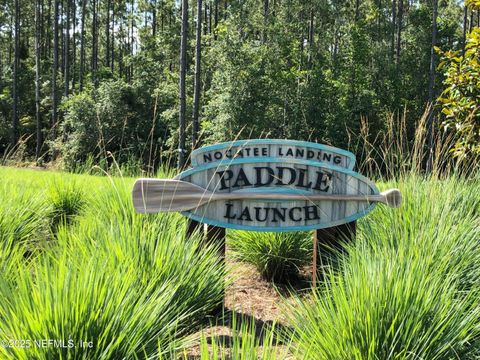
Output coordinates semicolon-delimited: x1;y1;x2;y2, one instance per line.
132;178;402;213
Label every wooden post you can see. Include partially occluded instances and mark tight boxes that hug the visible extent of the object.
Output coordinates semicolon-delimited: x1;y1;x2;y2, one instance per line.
186;219;202;238
205;225;226;258
316;221;356;253
205;224;226;314
312;230;318;287
186;222;225;314
312;221;356;286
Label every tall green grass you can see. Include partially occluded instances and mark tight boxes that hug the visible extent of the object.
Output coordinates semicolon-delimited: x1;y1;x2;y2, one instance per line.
0;167;225;359
229;231;312;282
1;107;480;360
47;180;86;230
286;175;480;359
185;312;292;360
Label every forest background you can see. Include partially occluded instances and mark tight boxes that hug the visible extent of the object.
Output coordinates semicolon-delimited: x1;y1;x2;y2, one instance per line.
1;0;479;172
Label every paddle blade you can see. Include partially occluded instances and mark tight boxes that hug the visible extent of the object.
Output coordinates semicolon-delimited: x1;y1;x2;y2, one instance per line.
382;188;402;208
132;179;212;213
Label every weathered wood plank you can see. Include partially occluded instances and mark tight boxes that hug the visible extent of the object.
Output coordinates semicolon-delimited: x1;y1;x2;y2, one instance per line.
173;158;382;231
190;139;356;169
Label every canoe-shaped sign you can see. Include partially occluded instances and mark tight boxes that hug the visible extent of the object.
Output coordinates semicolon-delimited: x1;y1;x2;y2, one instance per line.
132;140;401;232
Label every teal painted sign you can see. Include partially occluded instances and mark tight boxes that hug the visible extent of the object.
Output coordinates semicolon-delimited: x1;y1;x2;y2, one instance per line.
190;139;356;169
132;140;401;232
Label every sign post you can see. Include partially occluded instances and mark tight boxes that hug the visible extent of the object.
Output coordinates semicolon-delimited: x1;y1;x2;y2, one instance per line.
132;139;401;288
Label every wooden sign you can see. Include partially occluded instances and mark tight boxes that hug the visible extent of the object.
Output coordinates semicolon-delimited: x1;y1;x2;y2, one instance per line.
191;139;356;169
132;140;401;232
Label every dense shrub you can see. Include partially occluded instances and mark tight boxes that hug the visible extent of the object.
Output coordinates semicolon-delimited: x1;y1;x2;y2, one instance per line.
57;92;98;168
58;79;168;170
437;27;480;159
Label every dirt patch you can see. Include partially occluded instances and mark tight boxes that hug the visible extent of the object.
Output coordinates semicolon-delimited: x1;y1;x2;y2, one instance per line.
184;250;312;358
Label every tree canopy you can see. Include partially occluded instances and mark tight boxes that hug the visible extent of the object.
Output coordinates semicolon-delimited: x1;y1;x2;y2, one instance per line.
0;0;477;170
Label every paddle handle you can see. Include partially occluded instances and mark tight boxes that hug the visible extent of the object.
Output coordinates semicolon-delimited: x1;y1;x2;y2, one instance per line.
170;190;401;208
212;192;386;203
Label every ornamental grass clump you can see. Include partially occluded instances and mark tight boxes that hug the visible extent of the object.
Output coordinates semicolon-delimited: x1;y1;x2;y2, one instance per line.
0;178;45;246
0;172;226;359
229;231;311;282
0;173;49;265
287;176;480;359
185;311;292;360
47;181;86;230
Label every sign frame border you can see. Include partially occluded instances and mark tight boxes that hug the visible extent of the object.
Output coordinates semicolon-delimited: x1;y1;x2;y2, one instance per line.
176;157;379;232
190;139;357;169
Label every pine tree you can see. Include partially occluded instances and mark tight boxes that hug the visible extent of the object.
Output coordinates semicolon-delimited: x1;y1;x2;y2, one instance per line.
178;0;188;168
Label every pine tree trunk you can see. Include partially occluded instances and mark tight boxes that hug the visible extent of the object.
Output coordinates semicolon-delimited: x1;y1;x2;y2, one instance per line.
60;1;64;77
111;0;115;73
332;28;338;76
91;0;98;84
262;0;269;43
178;0;188;168
47;0;52;59
204;1;208;36
214;0;218;40
64;0;70;97
129;0;134;82
192;0;202;149
8;13;13;65
427;0;438;172
72;0;76;91
391;0;396;60
126;0;135;83
106;0;111;68
79;0;86;91
160;0;164;33
160;0;164;32
0;31;2;84
469;10;473;32
36;0;43;159
462;5;468;55
208;0;212;35
41;0;46;58
152;0;157;36
395;0;403;66
52;0;59;140
12;0;20;146
119;10;124;78
307;8;314;67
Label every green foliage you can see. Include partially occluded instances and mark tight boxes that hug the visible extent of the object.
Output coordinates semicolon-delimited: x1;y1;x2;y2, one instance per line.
0;175;46;277
437;28;480;159
0;167;225;359
59;79;168;170
466;0;480;11
189;312;292;360
229;231;311;282
287;176;480;359
57;93;97;168
47;181;86;230
0;187;43;246
1;0;470;169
